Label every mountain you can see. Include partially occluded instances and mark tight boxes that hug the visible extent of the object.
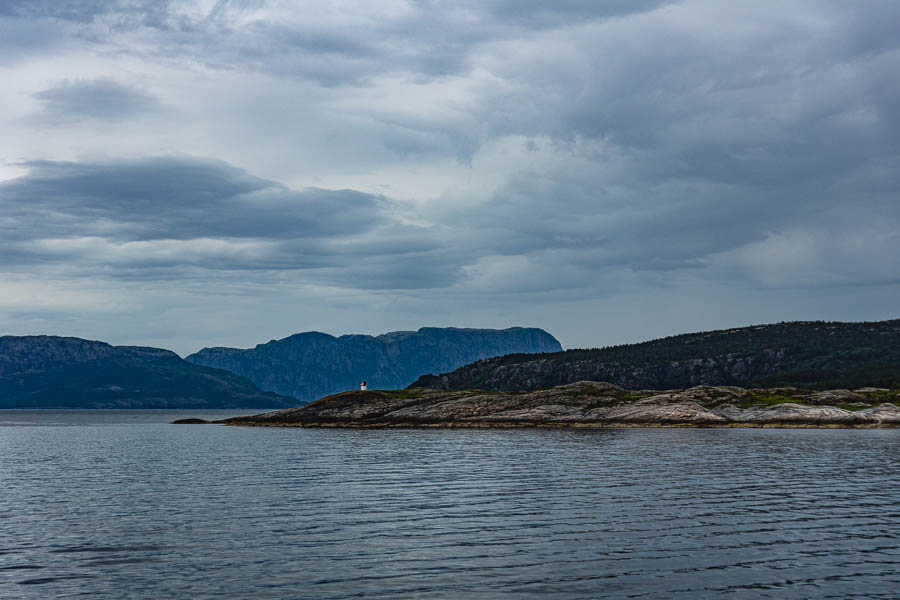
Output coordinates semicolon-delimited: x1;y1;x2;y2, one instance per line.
0;336;293;409
410;320;900;392
186;327;562;403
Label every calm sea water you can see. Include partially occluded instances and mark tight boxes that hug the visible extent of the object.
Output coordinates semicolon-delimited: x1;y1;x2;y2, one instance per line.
0;411;898;599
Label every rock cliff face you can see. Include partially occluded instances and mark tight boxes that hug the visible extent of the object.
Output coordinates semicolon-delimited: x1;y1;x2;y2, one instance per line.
0;335;118;377
410;320;900;392
224;382;900;428
0;335;292;409
186;327;561;403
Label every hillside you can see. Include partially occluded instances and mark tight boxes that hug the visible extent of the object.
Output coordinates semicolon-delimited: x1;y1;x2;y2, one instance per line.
410;320;900;392
186;327;561;404
0;336;293;409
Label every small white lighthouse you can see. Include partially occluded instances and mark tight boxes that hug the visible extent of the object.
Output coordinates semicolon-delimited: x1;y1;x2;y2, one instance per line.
360;380;367;391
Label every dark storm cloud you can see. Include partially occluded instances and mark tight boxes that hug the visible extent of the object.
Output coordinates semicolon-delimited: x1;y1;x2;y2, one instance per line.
33;79;161;123
0;157;462;288
0;157;383;241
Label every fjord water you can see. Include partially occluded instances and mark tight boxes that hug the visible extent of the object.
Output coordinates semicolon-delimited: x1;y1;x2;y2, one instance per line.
1;412;898;599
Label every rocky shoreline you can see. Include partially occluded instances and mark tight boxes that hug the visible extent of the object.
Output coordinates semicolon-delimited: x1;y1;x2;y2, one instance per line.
219;382;900;428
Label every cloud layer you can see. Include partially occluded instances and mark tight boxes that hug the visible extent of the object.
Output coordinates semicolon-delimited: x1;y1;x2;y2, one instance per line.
0;157;460;289
1;0;899;353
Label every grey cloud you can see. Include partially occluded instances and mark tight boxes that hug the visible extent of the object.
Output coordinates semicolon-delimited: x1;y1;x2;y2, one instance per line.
201;22;380;86
408;2;900;289
831;0;900;58
574;10;899;181
477;0;675;27
2;0;900;350
0;0;175;27
33;79;162;123
246;22;370;57
449;168;771;272
0;17;64;62
397;1;897;182
0;0;679;85
6;2;900;289
1;158;384;241
433;127;900;293
0;0;115;22
0;157;468;289
312;249;468;291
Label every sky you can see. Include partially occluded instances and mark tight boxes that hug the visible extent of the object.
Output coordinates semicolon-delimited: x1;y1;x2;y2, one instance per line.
1;0;899;356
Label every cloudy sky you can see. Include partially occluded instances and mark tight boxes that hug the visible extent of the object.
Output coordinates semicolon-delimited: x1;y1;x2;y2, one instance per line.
1;0;899;355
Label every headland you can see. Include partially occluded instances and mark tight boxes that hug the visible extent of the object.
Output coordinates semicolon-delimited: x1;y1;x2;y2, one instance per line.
220;382;900;428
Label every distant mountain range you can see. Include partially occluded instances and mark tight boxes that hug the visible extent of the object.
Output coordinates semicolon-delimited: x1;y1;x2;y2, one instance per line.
0;336;291;409
186;327;562;403
410;320;900;392
6;320;898;409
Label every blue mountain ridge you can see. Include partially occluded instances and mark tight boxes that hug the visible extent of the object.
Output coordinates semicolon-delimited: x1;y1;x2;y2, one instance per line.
186;327;562;403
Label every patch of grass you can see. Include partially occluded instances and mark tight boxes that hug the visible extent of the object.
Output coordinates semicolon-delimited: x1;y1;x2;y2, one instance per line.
856;390;899;403
737;393;799;409
380;389;423;400
574;387;612;397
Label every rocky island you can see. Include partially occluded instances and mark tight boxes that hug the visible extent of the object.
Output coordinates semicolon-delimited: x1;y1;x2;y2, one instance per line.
222;382;900;428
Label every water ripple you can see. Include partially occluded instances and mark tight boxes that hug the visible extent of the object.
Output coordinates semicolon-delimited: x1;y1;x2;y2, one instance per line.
0;412;897;598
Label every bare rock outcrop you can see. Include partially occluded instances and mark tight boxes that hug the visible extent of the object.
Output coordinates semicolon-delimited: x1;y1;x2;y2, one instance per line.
223;382;900;428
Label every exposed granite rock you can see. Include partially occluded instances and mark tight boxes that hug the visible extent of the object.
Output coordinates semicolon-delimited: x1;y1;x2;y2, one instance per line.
807;389;867;405
863;404;900;424
1;335;121;377
223;381;900;428
604;398;728;424
726;403;878;426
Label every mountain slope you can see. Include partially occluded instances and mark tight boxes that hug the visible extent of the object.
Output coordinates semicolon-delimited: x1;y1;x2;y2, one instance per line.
410;320;900;392
0;336;293;409
186;327;562;403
